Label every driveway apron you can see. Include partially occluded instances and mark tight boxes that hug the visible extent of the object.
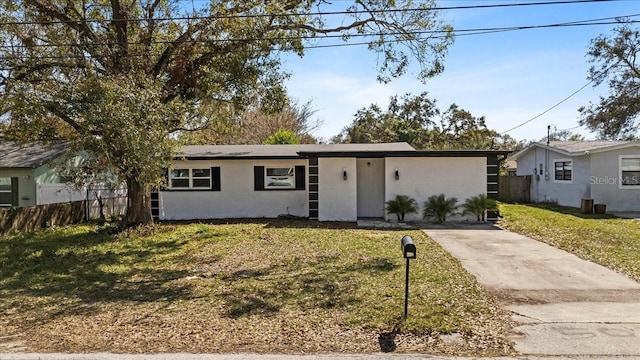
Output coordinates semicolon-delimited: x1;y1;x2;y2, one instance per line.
422;225;640;356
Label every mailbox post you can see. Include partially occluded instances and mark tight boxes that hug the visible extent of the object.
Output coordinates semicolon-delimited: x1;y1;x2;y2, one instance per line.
401;235;416;318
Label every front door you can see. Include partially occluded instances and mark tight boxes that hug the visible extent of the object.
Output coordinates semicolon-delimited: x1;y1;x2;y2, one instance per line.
357;158;385;218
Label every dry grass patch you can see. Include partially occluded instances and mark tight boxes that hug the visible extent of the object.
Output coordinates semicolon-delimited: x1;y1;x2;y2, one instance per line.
499;203;640;281
0;221;514;355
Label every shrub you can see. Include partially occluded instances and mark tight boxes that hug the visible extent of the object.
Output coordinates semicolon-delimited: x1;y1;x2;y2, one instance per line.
423;194;458;223
385;195;418;221
461;194;497;222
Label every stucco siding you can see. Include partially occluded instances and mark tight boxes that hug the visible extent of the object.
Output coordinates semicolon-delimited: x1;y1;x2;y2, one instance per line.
385;157;486;221
160;159;308;220
318;158;357;221
590;148;640;211
518;148;591;207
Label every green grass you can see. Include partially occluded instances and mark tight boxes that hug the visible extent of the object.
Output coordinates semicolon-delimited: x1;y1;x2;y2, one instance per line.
0;221;513;355
499;203;640;282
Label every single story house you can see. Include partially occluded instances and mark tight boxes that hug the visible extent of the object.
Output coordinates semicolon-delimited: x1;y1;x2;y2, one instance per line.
154;142;509;222
0;140;70;207
509;141;640;211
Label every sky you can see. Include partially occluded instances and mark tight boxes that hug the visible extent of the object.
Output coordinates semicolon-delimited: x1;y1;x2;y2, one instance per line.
282;0;640;143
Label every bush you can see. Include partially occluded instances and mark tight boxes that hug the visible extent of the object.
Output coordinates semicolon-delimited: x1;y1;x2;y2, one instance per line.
461;194;497;222
423;194;458;223
385;195;418;221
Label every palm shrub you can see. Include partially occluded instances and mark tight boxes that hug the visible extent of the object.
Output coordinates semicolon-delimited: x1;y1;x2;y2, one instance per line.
385;194;418;221
423;194;458;223
462;193;497;222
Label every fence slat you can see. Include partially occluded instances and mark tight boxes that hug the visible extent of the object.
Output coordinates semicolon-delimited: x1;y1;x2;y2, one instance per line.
498;175;531;203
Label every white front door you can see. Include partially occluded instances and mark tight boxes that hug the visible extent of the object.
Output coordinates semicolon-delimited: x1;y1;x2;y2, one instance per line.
357;158;385;218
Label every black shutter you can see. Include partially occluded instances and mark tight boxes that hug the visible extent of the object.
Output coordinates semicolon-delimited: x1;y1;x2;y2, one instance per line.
295;165;305;190
254;166;264;191
211;167;221;191
11;177;18;206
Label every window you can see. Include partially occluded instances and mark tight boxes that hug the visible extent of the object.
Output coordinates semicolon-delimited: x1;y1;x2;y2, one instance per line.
169;168;217;190
0;177;17;207
620;156;640;188
554;160;572;182
254;166;305;191
265;167;295;189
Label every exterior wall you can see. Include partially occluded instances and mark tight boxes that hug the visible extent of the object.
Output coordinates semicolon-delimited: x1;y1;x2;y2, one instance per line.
159;159;308;220
0;168;36;207
590;148;640;211
385;157;487;222
517;148;591;208
318;158;357;221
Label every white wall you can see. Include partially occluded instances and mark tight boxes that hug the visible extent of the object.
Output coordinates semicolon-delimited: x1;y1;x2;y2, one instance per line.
517;148;591;207
590;148;640;211
385;157;487;221
318;158;357;221
160;159;308;220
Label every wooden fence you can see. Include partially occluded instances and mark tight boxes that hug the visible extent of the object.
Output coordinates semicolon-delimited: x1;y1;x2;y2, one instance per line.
498;175;531;203
0;201;87;235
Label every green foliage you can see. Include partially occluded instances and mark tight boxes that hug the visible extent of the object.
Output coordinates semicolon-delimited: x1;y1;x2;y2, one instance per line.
423;194;458;223
579;22;640;139
332;92;523;150
263;129;300;145
461;194;497;222
385;194;418;221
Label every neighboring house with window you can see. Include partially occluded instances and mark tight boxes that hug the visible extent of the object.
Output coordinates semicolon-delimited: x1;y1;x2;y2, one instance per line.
155;143;509;222
509;141;640;211
0;140;71;207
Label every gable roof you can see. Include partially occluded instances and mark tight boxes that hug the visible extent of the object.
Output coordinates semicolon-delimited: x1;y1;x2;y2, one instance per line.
0;141;67;168
509;140;640;160
177;142;416;159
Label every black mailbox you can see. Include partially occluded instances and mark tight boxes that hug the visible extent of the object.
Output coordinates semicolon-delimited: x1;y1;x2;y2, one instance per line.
401;235;416;259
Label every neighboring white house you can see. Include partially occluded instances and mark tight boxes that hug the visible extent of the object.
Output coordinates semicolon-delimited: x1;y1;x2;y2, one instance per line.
509;141;640;211
155;143;508;222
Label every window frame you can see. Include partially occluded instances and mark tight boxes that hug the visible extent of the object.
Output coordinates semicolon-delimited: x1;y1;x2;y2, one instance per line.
0;177;17;207
169;168;212;190
264;167;295;189
619;155;640;189
553;158;573;184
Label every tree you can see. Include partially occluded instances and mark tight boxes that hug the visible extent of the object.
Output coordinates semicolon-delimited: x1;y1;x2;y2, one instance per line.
579;22;640;139
333;92;516;150
461;194;496;222
0;0;453;225
263;129;300;145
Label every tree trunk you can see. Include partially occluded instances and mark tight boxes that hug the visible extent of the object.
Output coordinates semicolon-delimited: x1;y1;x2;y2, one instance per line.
124;175;153;226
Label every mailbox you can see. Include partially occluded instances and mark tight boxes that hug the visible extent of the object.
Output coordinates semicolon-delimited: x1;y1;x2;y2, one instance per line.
401;235;416;259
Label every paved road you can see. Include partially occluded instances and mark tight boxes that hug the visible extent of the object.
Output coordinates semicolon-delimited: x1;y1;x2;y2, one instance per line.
423;225;640;356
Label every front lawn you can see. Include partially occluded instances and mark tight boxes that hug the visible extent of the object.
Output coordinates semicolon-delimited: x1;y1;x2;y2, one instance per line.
499;203;640;282
0;221;513;355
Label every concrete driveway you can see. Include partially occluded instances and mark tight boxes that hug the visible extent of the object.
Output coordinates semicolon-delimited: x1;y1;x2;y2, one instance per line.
423;225;640;356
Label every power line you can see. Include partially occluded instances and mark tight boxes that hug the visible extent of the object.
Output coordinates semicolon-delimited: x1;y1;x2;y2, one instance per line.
1;14;637;55
0;0;627;26
500;81;594;134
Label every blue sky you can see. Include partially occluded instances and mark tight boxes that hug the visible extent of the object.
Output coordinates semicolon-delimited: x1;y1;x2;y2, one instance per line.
282;0;640;143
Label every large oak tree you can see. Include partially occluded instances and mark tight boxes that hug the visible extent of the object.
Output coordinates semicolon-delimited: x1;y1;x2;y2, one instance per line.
0;0;453;225
580;22;640;139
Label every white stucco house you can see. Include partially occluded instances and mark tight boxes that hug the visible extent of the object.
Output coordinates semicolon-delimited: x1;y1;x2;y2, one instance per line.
509;141;640;211
154;143;508;222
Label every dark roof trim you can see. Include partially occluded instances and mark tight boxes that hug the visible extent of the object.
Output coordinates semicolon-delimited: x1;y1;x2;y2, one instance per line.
177;150;512;160
297;150;512;158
